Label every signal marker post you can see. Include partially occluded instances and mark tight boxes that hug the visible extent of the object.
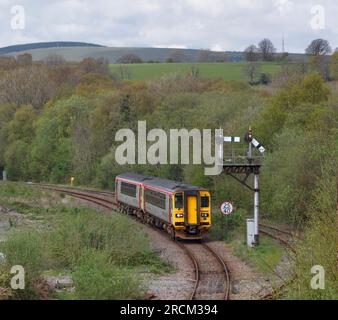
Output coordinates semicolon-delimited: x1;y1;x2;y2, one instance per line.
221;127;265;247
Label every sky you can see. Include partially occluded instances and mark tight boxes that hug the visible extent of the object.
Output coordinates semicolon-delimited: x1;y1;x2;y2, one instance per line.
0;0;337;53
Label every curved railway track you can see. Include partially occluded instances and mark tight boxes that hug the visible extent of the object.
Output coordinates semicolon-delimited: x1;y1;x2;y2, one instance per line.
259;223;300;300
176;241;231;300
33;183;231;301
259;223;300;254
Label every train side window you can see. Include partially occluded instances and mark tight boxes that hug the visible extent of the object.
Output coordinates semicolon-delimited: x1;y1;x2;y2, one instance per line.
145;189;166;209
175;193;183;209
201;196;209;208
121;182;137;197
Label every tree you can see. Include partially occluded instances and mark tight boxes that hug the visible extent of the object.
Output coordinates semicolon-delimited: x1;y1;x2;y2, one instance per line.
116;54;143;64
196;50;227;63
190;66;200;78
0;66;56;108
197;50;212;62
258;39;276;61
0;56;17;70
45;54;66;66
244;45;259;62
243;62;261;83
305;39;332;56
214;52;228;62
80;57;110;74
17;53;32;67
119;94;132;123
309;55;330;81
117;66;132;80
166;50;187;63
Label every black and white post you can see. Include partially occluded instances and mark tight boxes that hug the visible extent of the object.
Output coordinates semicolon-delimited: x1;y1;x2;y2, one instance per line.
246;127;265;246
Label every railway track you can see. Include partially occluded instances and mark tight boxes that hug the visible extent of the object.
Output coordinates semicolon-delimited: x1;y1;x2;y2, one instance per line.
37;184;115;209
259;223;299;254
259;223;301;300
176;242;231;300
33;183;231;301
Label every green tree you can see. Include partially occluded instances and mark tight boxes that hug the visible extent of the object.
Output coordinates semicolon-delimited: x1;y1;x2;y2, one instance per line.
30;96;90;182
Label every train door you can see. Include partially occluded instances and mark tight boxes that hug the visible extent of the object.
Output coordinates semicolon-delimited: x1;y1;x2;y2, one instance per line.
140;185;145;211
187;195;198;225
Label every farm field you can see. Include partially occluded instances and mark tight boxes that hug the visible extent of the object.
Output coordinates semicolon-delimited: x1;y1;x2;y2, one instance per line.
109;62;282;80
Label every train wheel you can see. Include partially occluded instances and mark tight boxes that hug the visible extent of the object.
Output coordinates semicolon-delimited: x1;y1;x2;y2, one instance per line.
171;231;176;241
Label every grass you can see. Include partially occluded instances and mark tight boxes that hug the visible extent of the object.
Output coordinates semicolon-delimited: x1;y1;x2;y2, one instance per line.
109;62;282;81
231;236;284;275
0;182;169;300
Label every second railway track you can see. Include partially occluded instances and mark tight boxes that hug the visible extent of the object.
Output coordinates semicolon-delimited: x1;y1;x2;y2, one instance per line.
259;223;300;253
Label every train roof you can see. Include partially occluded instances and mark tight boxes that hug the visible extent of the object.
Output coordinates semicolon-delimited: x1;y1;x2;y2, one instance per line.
116;172;206;192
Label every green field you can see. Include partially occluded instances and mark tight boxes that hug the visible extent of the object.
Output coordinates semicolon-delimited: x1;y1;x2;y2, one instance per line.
109;62;282;81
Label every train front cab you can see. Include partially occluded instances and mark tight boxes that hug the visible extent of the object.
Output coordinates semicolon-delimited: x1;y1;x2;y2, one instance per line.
173;190;211;239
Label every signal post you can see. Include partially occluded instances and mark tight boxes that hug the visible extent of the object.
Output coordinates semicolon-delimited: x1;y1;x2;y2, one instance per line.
221;127;265;246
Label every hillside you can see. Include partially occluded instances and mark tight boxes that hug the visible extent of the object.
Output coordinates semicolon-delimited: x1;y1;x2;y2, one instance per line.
1;42;306;63
0;41;104;55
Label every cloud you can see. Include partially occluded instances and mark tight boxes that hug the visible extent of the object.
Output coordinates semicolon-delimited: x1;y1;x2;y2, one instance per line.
0;0;337;52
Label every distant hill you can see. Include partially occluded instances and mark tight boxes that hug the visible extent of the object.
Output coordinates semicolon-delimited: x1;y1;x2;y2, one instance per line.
0;42;306;63
0;41;104;55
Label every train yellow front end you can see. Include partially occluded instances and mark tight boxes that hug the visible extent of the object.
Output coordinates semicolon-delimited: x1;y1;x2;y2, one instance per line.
172;190;211;240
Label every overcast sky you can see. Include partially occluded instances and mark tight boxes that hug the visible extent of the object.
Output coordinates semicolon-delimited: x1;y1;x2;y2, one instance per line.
0;0;337;53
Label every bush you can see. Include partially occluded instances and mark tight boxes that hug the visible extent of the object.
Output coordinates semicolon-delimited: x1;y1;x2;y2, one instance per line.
48;208;153;268
286;162;337;299
73;249;142;300
210;209;246;240
0;231;45;299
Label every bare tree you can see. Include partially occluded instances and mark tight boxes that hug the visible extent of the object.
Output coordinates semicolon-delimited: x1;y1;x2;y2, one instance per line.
305;39;332;56
243;62;261;83
118;66;132;80
258;39;276;61
45;54;66;67
190;66;200;78
17;53;32;67
116;54;143;64
197;50;212;62
197;50;227;62
310;55;330;80
0;65;56;108
244;45;259;62
0;56;17;70
214;52;228;62
80;57;110;74
166;50;187;63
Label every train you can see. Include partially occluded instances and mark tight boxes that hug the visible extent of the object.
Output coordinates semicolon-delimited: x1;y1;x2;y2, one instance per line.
115;173;211;240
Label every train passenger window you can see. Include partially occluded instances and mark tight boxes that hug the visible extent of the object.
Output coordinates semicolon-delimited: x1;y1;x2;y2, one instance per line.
145;189;166;209
201;196;209;208
175;193;183;209
121;182;137;197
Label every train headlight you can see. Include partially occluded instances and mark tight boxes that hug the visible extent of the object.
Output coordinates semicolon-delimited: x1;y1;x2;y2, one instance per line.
201;213;209;217
176;214;184;218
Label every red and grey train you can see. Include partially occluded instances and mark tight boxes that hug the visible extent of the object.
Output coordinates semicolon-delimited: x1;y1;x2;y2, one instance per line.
115;173;212;240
